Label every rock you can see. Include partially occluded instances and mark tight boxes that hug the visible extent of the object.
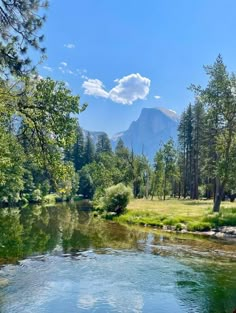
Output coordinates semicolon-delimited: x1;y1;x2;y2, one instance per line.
215;232;225;238
205;231;216;236
218;227;236;237
0;278;9;287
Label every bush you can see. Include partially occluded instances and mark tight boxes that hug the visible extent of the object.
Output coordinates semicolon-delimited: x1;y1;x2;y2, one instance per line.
102;183;132;215
187;222;212;232
204;212;236;227
30;189;42;203
175;223;184;231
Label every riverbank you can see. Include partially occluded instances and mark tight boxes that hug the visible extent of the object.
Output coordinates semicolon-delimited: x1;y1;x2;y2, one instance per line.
112;198;236;238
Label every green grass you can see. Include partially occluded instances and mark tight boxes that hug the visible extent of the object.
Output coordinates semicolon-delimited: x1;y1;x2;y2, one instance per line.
43;193;57;203
114;198;236;231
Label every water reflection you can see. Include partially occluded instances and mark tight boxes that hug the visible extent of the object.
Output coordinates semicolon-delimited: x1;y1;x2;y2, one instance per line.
0;203;235;312
1;202;236;264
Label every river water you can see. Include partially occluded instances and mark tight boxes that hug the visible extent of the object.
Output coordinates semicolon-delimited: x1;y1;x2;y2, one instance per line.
0;202;236;313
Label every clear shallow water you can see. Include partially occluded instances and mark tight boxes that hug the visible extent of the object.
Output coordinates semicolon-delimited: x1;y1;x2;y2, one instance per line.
0;203;236;313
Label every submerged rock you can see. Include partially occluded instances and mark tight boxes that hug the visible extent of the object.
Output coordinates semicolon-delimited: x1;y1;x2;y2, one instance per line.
219;226;236;236
0;277;9;287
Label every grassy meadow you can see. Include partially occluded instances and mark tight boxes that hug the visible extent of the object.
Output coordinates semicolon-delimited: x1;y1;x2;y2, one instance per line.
114;198;236;231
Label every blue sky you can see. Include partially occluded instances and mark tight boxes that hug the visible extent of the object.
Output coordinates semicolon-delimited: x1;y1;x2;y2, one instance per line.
39;0;236;136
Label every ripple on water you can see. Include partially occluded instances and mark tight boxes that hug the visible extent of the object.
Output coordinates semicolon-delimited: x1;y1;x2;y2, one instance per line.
0;249;235;313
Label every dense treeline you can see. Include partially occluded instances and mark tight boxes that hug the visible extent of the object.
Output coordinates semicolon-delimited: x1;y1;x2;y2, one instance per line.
178;55;236;212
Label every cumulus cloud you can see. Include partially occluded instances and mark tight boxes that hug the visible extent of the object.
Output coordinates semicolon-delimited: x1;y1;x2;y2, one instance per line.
43;66;53;72
154;95;161;99
82;79;109;98
82;73;151;105
109;73;150;104
64;43;75;49
60;62;67;67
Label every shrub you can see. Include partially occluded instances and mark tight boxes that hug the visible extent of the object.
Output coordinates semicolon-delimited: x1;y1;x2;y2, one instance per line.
175;223;184;231
204;213;236;227
187;222;212;232
30;189;42;203
102;183;132;215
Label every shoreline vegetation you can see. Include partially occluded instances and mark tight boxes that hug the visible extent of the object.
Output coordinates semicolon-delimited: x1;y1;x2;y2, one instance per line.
100;198;236;239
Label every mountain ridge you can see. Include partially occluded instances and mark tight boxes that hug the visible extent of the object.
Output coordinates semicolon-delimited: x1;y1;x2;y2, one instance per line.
111;107;179;160
83;107;179;161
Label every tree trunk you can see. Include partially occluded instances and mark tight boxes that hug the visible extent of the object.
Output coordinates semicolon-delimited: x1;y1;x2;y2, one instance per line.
178;181;181;199
163;174;166;200
213;178;224;212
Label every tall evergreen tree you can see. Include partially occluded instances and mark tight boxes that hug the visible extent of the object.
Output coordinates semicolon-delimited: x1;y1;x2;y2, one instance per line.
73;124;85;171
178;104;194;198
162;139;177;200
191;99;205;199
84;133;95;164
96;133;112;155
191;55;236;212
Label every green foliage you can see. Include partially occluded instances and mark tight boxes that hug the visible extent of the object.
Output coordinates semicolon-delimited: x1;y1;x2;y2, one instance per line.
152;139;177;200
187;222;212;232
0;1;87;205
78;167;95;199
96;133;112;155
0;131;24;203
190;55;236;212
73;124;85;171
101;183;132;214
204;210;236;227
84;133;95;164
0;0;48;76
30;189;42;203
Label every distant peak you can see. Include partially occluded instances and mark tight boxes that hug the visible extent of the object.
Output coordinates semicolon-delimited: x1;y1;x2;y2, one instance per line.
141;107;179;121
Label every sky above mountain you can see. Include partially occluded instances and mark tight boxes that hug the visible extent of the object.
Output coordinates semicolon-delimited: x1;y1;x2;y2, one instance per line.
39;0;236;135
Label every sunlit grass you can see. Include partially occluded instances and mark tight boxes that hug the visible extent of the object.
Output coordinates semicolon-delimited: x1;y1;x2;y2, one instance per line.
114;198;236;231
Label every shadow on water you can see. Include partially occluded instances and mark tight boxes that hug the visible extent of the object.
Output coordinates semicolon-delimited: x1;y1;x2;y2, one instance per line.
0;202;236;312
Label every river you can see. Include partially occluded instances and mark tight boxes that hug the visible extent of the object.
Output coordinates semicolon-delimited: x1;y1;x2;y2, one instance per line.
0;202;236;313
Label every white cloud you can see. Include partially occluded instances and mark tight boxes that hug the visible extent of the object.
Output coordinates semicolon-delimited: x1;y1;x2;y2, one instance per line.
154;95;161;99
76;69;88;80
82;73;151;105
58;66;76;76
43;66;53;72
81;74;88;80
58;66;65;74
109;73;150;104
82;79;109;98
64;43;75;49
77;68;87;74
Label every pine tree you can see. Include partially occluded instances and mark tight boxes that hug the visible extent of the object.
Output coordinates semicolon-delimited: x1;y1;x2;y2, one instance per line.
191;55;236;212
73;124;85;171
96;133;112;155
178;104;194;198
84;133;95;165
191;100;205;199
0;0;48;76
